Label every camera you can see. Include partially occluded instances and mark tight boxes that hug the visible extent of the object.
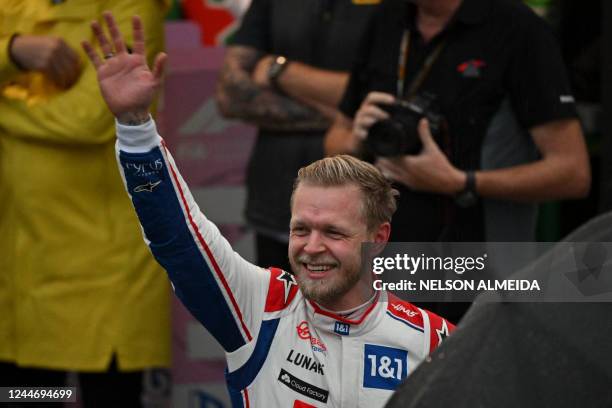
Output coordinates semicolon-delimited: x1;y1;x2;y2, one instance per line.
365;93;444;157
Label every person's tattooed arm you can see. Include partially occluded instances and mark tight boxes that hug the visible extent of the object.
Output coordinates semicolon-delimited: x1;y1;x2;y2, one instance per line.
215;46;330;132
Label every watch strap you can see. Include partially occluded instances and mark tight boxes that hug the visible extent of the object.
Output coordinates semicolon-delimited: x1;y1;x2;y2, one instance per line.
454;171;478;208
268;55;289;89
464;171;476;194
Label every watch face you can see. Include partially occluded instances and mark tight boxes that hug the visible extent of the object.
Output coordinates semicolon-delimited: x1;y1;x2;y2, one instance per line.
269;56;288;82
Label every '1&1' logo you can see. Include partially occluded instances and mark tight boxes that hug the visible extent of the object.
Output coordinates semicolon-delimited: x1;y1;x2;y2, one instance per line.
363;344;408;390
333;321;350;336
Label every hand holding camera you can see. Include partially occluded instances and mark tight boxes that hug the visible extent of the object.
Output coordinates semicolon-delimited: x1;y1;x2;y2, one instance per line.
353;91;395;141
375;118;465;195
354;91;464;195
364;92;443;157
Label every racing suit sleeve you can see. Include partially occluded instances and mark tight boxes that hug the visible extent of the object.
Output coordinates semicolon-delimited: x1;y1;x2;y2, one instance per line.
424;309;455;354
115;118;269;353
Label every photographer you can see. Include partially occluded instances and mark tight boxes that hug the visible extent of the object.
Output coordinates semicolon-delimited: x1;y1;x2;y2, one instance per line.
326;0;590;242
324;0;591;323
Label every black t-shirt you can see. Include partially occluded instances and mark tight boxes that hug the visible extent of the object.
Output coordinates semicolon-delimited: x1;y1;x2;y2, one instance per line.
340;0;577;242
231;0;379;237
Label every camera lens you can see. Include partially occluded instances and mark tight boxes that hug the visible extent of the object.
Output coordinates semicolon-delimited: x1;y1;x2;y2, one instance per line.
366;119;408;157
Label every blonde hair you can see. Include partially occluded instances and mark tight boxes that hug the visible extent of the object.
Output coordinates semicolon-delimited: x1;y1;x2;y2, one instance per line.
292;155;398;230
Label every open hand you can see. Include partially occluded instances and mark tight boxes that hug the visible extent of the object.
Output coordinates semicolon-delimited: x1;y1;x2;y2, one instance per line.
11;35;81;89
81;12;166;125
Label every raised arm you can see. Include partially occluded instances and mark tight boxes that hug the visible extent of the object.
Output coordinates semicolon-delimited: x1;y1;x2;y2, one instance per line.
82;12;270;352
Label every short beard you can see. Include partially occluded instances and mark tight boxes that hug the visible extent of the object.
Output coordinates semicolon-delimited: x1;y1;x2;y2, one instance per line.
291;259;362;305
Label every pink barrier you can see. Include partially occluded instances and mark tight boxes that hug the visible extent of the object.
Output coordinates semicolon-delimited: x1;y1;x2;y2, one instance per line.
159;46;256;188
159;24;257;406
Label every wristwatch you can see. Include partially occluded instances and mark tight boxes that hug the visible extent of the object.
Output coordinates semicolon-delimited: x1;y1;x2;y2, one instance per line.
268;55;289;89
454;171;478;208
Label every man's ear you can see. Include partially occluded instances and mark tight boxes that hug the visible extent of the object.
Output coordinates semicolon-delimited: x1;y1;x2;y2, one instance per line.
369;222;390;255
373;222;391;243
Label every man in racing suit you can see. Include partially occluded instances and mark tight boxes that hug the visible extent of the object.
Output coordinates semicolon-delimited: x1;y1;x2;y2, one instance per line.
83;13;454;408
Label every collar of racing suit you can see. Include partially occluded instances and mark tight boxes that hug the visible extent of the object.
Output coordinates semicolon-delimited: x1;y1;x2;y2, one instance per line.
316;292;378;320
305;291;388;337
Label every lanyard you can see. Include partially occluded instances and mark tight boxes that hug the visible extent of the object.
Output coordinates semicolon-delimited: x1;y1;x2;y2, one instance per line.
396;30;446;99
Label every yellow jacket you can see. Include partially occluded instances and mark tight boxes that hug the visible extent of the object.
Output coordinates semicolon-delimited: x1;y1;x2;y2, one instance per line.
0;0;171;371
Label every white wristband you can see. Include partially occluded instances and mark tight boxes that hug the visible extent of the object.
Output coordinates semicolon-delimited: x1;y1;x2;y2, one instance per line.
115;116;162;153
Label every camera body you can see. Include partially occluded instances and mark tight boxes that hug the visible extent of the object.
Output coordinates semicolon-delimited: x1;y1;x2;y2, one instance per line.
365;93;444;157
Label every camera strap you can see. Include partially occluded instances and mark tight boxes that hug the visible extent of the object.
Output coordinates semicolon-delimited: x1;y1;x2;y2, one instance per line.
396;30;446;98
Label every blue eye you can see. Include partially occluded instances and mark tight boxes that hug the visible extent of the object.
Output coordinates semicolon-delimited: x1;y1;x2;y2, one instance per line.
291;227;308;236
327;230;344;239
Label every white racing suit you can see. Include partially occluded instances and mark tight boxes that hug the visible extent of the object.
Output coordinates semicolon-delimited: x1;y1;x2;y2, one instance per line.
116;119;455;408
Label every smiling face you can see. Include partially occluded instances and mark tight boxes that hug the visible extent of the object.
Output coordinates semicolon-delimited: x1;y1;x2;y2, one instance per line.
288;182;390;310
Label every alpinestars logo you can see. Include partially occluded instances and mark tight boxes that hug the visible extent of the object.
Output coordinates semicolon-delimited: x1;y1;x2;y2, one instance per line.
134;180;162;193
436;319;450;344
276;270;297;303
